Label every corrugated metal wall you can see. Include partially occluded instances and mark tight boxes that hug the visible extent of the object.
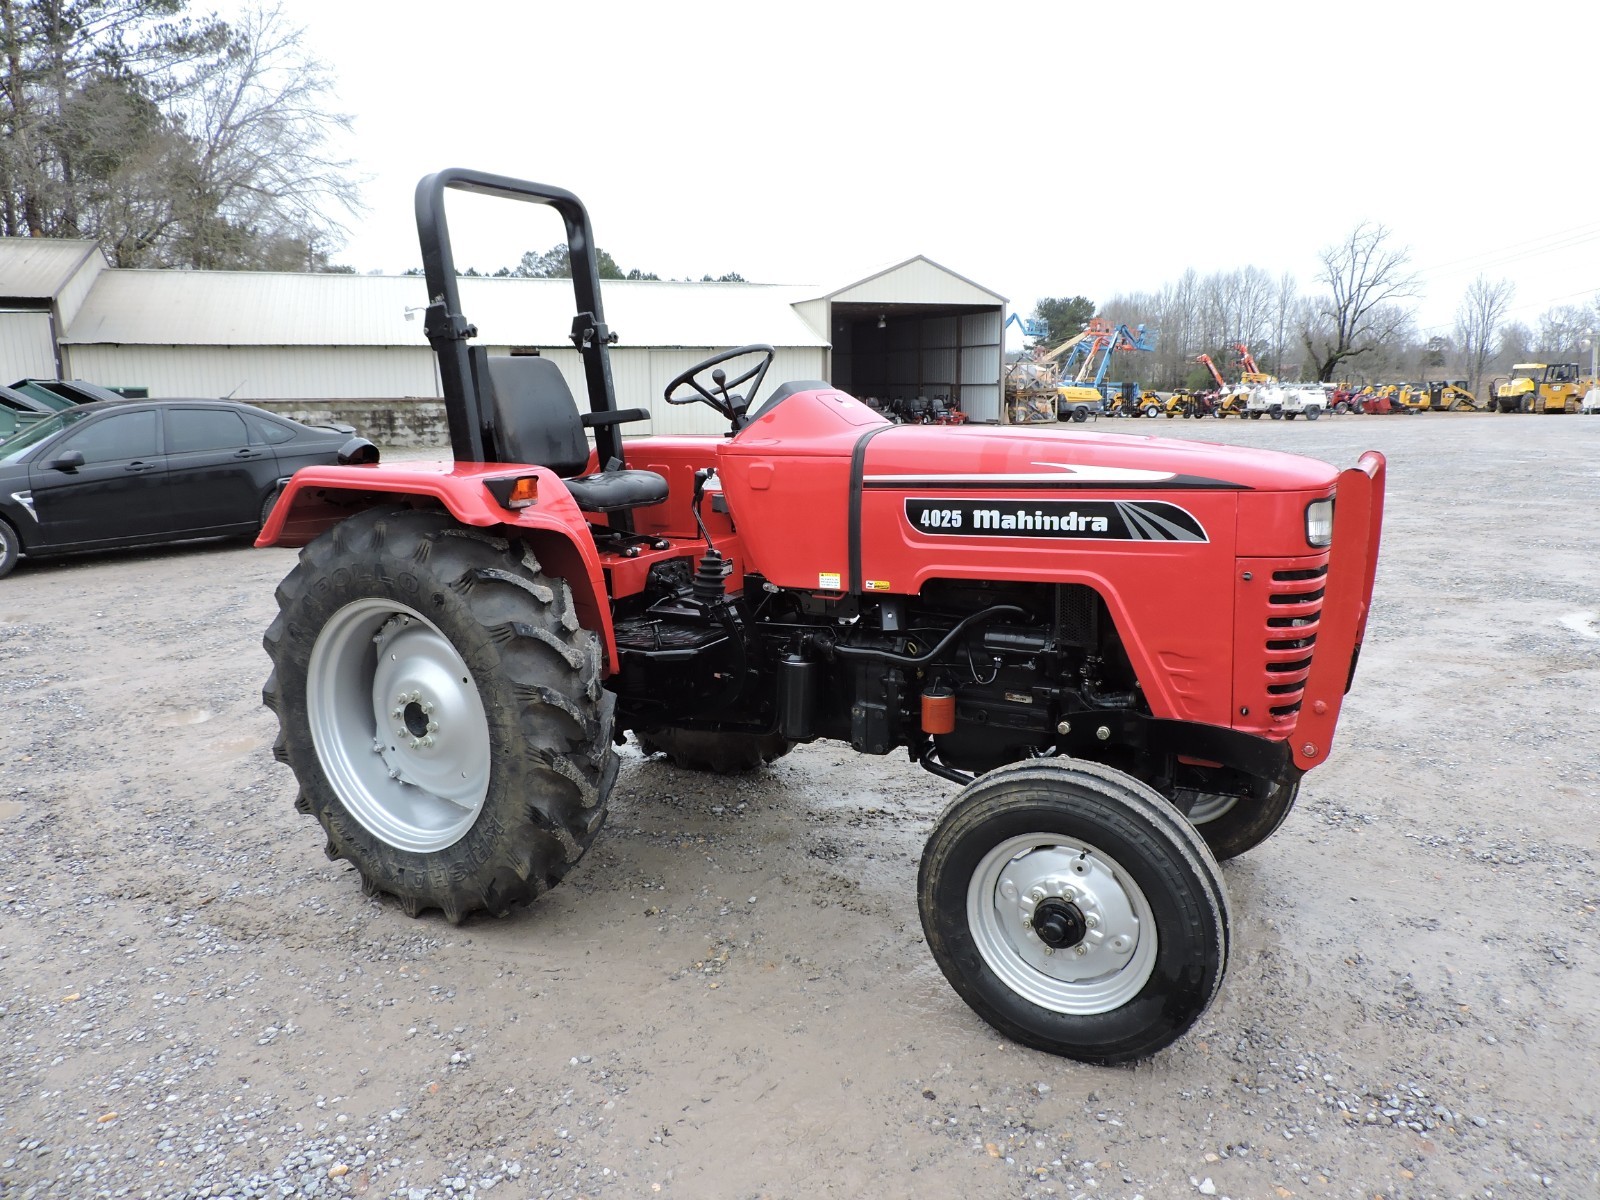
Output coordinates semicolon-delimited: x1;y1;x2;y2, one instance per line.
63;345;440;400
831;258;1000;306
960;311;1002;422
54;255;105;329
0;310;57;379
64;341;827;437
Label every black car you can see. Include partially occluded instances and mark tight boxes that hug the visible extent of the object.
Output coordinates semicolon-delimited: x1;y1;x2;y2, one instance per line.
0;399;377;579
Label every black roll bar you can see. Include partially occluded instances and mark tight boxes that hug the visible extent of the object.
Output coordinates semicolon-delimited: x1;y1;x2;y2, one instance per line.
414;168;624;467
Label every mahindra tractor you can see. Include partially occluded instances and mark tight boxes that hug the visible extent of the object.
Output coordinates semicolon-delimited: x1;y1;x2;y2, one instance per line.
259;170;1386;1065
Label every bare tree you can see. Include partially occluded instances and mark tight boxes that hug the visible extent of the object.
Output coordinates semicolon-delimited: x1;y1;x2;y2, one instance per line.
1301;222;1421;381
164;3;363;269
1533;302;1595;362
1453;275;1513;397
1269;271;1298;377
1;1;362;268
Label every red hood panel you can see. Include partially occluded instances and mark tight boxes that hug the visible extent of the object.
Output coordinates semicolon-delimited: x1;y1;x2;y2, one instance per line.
861;424;1338;492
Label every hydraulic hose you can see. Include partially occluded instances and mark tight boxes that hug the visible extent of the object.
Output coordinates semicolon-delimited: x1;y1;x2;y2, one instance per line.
827;605;1029;668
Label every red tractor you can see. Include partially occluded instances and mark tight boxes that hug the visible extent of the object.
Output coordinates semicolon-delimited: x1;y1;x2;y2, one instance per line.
259;170;1386;1065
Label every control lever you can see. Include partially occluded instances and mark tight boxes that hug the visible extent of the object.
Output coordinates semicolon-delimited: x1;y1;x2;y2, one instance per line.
690;467;716;549
689;467;730;608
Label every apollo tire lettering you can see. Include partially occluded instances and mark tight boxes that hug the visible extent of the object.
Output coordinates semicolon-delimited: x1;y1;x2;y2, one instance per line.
904;498;1208;542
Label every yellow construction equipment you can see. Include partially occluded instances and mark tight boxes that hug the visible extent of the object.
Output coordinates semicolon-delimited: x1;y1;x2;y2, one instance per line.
1490;363;1596;413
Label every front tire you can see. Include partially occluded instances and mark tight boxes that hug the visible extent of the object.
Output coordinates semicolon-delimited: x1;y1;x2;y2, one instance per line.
0;516;19;580
919;760;1229;1065
262;507;616;922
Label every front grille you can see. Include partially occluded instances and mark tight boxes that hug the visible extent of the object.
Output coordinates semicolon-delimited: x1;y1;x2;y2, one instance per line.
1261;564;1326;719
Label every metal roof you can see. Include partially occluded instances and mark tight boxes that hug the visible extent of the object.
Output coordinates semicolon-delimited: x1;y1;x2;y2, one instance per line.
0;238;104;301
60;271;830;349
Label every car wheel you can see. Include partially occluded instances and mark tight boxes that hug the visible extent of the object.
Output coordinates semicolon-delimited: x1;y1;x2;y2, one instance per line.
0;516;19;580
259;486;284;534
636;728;794;773
262;507;616;922
1071;408;1089;423
919;759;1228;1065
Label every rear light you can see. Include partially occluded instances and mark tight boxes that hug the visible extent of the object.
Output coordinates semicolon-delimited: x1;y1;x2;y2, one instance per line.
1305;498;1333;548
485;475;539;510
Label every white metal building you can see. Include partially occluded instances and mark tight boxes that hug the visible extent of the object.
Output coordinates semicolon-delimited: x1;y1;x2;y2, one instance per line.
0;238;105;381
1;239;1008;433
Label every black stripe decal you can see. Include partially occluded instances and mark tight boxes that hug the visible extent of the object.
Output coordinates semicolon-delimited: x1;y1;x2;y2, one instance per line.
848;423;901;594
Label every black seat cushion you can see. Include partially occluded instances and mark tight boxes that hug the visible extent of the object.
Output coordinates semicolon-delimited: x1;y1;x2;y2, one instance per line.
476;350;666;513
563;470;669;513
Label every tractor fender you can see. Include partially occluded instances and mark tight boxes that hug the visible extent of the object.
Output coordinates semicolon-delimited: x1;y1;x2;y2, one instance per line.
257;462;618;673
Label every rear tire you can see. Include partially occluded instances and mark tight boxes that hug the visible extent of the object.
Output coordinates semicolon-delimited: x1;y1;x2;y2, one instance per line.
636;727;794;773
1174;778;1300;861
919;760;1229;1065
262;507;616;922
1071;407;1089;423
0;516;19;580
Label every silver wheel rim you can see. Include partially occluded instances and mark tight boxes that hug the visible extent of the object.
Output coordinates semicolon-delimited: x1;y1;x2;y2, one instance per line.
307;598;490;853
1183;791;1239;824
967;833;1158;1015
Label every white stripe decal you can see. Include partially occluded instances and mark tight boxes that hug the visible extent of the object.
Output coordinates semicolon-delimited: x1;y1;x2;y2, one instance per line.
867;465;1178;485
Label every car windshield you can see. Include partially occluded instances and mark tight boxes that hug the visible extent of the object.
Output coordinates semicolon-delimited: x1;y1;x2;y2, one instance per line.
0;407;94;462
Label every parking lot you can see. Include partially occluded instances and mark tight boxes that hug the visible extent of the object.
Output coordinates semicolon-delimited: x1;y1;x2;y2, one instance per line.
2;411;1597;1200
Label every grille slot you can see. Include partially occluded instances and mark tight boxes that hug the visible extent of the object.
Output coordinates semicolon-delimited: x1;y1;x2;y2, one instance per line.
1254;558;1328;725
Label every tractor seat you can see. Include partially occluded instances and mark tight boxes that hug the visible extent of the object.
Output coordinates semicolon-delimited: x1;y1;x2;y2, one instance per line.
477;351;667;514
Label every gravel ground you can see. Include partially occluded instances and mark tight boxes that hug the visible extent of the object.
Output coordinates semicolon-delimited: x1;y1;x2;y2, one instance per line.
1;411;1597;1200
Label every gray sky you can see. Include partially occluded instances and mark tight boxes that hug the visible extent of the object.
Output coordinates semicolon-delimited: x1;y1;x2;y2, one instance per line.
248;0;1600;344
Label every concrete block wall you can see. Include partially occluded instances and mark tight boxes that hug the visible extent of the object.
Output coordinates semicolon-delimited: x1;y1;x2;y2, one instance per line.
250;398;448;450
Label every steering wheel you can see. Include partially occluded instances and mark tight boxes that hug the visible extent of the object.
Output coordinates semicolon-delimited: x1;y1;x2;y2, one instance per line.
664;344;775;430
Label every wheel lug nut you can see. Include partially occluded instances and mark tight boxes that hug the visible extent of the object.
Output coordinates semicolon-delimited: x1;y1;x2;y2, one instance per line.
1074;944;1088;956
1085;914;1099;929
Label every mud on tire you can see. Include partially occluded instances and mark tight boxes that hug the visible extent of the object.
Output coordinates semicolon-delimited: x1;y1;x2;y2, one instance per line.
262;507;617;922
636;727;794;774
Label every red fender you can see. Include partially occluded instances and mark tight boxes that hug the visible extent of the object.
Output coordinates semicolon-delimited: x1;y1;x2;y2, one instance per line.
1287;452;1386;769
257;461;618;673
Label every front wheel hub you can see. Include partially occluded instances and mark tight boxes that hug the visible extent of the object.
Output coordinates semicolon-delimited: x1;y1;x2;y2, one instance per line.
1032;897;1087;949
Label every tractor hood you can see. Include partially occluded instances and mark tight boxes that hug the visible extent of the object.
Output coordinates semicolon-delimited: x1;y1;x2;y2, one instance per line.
860;423;1338;493
733;387;1338;494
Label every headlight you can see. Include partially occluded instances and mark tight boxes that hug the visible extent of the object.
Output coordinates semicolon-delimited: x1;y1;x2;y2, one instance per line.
1306;498;1334;547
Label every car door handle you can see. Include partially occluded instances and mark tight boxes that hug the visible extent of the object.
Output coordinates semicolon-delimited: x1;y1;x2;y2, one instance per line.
125;461;157;472
234;448;262;459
